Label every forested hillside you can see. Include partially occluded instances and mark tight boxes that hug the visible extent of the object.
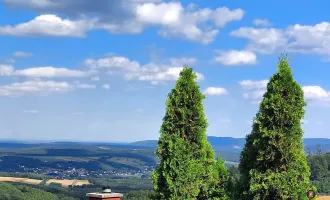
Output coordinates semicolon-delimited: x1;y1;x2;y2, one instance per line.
0;182;77;200
308;148;330;194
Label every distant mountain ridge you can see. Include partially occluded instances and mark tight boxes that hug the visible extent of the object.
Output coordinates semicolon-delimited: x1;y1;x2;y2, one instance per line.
130;137;330;154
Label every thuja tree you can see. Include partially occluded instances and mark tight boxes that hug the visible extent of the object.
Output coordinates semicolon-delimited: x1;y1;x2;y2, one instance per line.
151;67;229;200
239;55;315;200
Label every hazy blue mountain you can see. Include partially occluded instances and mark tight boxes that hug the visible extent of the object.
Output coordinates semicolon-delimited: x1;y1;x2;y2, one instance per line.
130;137;330;154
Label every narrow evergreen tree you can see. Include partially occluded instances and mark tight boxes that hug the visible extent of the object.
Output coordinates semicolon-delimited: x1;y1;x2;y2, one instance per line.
151;67;227;200
239;55;314;200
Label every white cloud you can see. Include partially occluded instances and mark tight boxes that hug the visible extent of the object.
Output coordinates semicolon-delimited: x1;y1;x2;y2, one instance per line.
303;86;329;100
243;90;265;103
2;2;244;44
75;83;96;89
85;56;204;84
239;80;268;103
214;50;257;65
231;27;287;54
0;65;14;76
239;80;268;90
85;56;140;71
136;3;244;44
302;86;330;106
252;18;270;27
169;57;197;66
13;66;92;78
231;22;330;56
212;7;244;27
91;76;100;81
0;14;94;37
13;51;33;57
0;80;73;97
136;2;183;26
23;110;39;114
286;22;330;55
102;84;110;90
203;87;228;96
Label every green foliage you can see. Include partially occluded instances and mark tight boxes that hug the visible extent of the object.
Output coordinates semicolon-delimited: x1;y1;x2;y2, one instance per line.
309;152;329;181
152;67;228;199
308;151;330;194
0;182;24;200
239;55;313;200
122;190;155;200
0;172;47;180
207;159;232;200
0;182;80;200
0;182;79;200
16;185;59;200
49;182;63;188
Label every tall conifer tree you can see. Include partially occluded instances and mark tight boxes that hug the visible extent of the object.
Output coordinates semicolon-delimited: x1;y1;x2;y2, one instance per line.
239;55;314;200
151;67;228;200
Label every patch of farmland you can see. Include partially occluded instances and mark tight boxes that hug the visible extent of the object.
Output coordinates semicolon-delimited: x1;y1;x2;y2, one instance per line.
74;180;91;186
46;179;75;187
0;177;42;185
46;179;91;187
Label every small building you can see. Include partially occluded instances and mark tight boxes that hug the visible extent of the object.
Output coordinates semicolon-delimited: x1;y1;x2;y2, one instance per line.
86;188;123;200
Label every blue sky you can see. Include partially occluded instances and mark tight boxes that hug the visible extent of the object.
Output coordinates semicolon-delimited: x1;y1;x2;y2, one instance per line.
0;0;329;142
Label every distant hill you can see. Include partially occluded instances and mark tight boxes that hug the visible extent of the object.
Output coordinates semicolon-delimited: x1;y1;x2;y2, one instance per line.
130;137;330;154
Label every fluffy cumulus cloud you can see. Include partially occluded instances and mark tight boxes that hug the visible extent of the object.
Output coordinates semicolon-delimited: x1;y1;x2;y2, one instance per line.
0;80;73;97
13;66;93;78
239;80;269;103
0;65;15;76
0;64;94;78
0;79;99;97
151;3;244;44
85;55;203;84
231;22;330;57
214;50;257;66
13;51;33;57
0;14;94;37
0;64;97;97
302;86;330;106
2;0;244;44
203;87;228;96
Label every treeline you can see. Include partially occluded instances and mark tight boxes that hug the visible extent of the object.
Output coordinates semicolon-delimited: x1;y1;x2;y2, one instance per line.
307;146;330;194
0;154;154;172
0;182;77;200
0;172;48;180
21;149;156;165
0;156;102;172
